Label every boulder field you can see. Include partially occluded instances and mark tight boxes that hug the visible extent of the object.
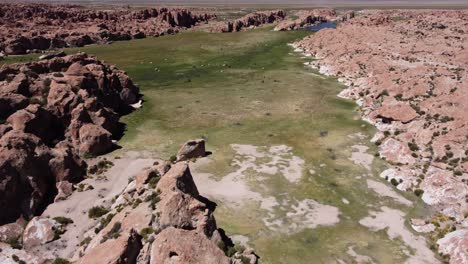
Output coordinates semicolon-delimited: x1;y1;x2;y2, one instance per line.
0;52;139;225
294;9;468;263
0;4;215;55
210;10;286;32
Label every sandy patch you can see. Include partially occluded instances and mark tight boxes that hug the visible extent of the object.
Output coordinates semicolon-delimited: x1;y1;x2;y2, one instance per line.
231;144;305;184
230;235;250;246
36;157;155;259
347;246;375;264
192;144;340;234
366;179;413;206
359;207;439;264
350;145;374;170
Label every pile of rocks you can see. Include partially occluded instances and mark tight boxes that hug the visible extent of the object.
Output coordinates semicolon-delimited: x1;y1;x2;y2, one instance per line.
0;4;216;55
0;52;139;225
0;140;258;264
210;10;286;32
294;9;468;262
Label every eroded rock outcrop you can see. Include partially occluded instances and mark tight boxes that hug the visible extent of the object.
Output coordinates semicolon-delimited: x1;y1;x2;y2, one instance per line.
294;9;468;262
0;53;139;225
71;159;257;264
210;10;285;32
0;4;215;55
274;9;337;31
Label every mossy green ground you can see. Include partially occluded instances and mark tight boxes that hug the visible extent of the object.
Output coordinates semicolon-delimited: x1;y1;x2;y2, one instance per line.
4;27;433;263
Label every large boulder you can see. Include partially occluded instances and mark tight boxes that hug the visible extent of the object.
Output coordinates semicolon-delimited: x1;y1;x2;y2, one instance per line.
76;229;142;264
176;139;206;161
0;130;54;224
22;217;58;249
7;104;61;145
78;123;113;156
150;227;230;264
156;163;217;235
0;92;29;120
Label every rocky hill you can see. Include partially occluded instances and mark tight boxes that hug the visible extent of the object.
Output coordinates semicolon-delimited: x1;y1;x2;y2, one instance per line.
294;9;468;263
0;52;140;225
210;10;285;32
0;54;258;263
0;4;215;55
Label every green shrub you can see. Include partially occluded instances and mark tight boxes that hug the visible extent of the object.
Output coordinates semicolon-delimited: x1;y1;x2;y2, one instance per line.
414;189;424;197
390;178;399;186
53;216;74;225
88;206;109;219
140;227;154;240
80;237;92;247
52;257;71;264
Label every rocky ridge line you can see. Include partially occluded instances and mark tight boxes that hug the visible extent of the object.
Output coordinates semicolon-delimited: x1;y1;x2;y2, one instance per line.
0;4;215;55
294;9;468;263
210;10;286;33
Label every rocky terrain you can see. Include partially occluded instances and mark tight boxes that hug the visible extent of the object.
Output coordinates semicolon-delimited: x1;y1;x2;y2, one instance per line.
0;4;215;55
294;9;468;263
210;10;285;33
0;140;257;263
0;52;257;263
274;9;354;31
0;52;140;225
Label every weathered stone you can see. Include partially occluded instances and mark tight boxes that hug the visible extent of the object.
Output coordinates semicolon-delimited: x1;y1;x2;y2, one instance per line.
176;138;206;161
76;229;142;264
22;217;58;249
150;227;230;264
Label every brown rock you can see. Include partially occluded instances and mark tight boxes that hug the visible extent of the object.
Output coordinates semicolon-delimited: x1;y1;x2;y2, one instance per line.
22;217;57;249
176;138;206;161
54;181;74;202
78;123;113;156
150;227;230;264
0;220;25;243
77;229;142;264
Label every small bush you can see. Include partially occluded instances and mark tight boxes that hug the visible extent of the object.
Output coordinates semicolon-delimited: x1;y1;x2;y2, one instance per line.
88;206;109;219
80;237;92;247
414;189;424;197
6;237;22;249
53;216;74;225
169;155;177;163
148;176;160;189
390;178;399;186
52;257;71;264
140;227;154;240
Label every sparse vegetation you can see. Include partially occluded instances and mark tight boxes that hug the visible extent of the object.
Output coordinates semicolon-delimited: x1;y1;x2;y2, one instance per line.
88;206;110;219
53;216;74;225
140;227;155;240
101;222;122;243
414;189;424;197
52;257;71;264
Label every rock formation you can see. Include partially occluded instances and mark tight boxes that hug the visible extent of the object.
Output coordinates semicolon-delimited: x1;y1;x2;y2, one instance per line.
274;9;337;31
0;52;139;225
0;4;215;55
210;10;285;33
294;9;468;263
0;155;258;263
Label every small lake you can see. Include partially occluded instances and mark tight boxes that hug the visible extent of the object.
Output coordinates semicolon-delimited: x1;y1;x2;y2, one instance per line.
304;22;337;32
